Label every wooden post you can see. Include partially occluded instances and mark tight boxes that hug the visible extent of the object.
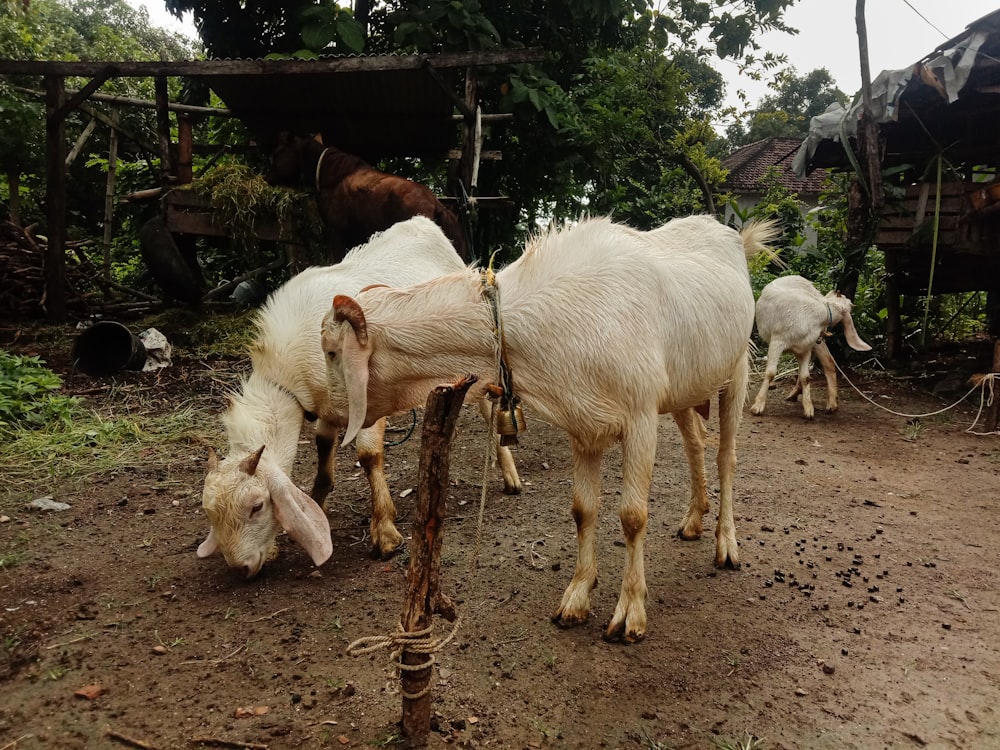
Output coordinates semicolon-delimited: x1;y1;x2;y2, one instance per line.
841;0;884;302
399;374;476;745
154;76;173;185
102;108;120;279
176;113;193;184
44;74;67;322
987;339;1000;432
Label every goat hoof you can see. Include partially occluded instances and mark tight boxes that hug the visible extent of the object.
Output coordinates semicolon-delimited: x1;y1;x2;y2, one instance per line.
677;527;702;541
714;556;741;571
503;483;522;496
370;542;402;560
602;619;644;644
551;610;588;629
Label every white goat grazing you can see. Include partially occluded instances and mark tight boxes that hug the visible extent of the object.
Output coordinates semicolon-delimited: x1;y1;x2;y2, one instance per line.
751;274;871;419
197;217;522;579
320;215;778;643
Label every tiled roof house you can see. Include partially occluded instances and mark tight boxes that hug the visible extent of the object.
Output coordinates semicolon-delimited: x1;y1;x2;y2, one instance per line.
721;136;829;244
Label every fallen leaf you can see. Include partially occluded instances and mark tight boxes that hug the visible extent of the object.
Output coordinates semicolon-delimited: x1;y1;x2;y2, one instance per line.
337;735;350;745
74;684;103;700
235;705;270;718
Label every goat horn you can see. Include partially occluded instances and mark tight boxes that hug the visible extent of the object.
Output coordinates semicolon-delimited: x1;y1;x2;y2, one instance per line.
206;446;220;472
239;445;266;476
333;295;368;346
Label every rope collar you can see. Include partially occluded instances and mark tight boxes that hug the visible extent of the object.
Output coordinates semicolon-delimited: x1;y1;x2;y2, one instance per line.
480;266;523;443
314;147;330;191
817;303;834;344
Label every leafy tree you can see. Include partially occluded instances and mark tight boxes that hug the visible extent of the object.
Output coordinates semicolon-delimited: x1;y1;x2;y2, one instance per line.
155;0;799;245
726;67;848;147
1;0;199;229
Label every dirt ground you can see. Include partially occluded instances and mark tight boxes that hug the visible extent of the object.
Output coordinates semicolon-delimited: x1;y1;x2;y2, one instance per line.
1;333;999;750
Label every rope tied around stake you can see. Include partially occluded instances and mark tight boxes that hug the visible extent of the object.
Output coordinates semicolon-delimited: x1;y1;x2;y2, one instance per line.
345;616;464;700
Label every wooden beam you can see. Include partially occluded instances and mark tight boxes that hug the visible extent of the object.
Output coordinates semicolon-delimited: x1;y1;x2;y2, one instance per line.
55;66;114;122
0;49;546;78
13;85;232;117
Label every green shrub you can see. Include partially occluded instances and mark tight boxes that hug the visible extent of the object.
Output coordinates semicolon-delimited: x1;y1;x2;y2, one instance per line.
0;351;79;434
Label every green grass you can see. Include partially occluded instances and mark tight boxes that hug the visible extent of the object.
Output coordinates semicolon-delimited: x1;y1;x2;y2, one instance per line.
0;404;214;501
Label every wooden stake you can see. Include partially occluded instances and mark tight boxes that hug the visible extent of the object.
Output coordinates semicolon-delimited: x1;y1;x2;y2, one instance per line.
399;374;476;745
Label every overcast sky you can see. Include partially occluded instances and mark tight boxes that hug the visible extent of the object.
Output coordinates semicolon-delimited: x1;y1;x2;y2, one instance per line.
721;0;999;106
130;0;999;114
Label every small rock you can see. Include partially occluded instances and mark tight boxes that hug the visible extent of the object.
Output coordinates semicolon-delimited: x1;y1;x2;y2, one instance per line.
27;496;71;512
151;645;168;655
0;515;10;523
794;688;808;697
822;662;836;675
399;488;414;498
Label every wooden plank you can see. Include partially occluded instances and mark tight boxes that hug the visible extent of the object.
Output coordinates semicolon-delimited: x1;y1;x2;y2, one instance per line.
903;181;966;198
875;228;959;245
163;206;291;243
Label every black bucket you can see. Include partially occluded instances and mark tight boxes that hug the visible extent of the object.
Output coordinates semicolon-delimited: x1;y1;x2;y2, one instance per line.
72;321;147;376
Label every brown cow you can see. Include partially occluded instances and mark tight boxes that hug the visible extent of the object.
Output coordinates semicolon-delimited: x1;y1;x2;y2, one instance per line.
265;132;468;261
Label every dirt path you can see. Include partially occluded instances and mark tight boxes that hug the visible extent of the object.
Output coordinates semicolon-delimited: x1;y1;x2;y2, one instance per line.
1;354;999;749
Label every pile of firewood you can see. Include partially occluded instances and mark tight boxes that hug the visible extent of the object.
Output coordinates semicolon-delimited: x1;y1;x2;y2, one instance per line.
0;221;161;319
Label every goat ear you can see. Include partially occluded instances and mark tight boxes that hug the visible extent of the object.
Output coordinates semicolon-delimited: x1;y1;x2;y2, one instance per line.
239;445;266;475
197;528;219;558
840;310;872;352
261;468;332;567
312;133;324;145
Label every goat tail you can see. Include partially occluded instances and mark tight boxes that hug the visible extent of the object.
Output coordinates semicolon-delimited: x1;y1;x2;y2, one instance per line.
738;217;785;268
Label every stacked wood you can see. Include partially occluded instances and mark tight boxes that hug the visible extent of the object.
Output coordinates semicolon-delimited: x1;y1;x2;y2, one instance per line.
0;221;162;320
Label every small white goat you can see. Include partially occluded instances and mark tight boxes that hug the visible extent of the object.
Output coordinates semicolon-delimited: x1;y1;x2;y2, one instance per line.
320;215;777;642
198;217;521;578
751;274;872;419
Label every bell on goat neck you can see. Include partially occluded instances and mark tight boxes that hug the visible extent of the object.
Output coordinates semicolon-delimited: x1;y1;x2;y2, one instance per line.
495;403;526;446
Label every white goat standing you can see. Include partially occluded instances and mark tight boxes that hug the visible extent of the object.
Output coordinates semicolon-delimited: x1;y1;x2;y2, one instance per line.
751;274;872;419
197;217;522;578
320;215;778;642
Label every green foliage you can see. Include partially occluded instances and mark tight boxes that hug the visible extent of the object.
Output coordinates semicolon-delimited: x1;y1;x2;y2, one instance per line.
0;351;80;435
391;0;500;52
727;67;848;148
299;3;365;54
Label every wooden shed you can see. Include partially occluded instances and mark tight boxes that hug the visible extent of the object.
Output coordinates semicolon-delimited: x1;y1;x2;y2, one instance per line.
794;9;1000;366
0;51;541;320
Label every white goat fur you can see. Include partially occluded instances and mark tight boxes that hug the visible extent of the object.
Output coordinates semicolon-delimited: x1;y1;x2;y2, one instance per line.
751;274;871;419
321;214;778;642
198;217;521;578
